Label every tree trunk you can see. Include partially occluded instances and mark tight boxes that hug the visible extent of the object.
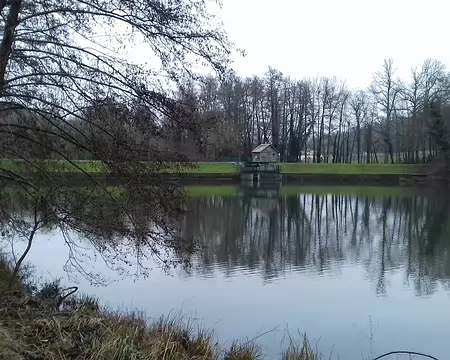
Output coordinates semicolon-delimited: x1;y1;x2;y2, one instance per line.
0;0;23;94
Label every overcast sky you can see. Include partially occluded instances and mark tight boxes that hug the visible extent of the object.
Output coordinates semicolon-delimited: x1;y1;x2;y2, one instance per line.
211;0;450;89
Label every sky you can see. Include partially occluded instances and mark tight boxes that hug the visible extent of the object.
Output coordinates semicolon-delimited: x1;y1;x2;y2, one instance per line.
91;0;450;92
210;0;450;89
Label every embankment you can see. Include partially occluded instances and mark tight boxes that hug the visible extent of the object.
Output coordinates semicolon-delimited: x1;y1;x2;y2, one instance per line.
3;172;429;187
0;256;317;360
0;161;432;186
283;173;428;186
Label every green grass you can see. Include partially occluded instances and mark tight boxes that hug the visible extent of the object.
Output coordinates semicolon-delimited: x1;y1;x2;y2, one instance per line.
279;163;422;175
0;159;425;175
0;255;318;360
181;162;239;174
0;159;239;174
186;186;239;197
0;159;108;173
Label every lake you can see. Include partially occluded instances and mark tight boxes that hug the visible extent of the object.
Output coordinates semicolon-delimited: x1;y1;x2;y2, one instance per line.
4;186;450;359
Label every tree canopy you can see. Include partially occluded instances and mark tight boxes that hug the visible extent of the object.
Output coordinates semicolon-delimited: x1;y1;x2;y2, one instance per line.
0;0;234;278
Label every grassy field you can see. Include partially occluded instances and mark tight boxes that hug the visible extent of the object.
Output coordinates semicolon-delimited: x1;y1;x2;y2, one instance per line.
279;163;422;175
186;186;239;197
0;159;109;173
179;162;238;174
0;159;424;175
0;159;239;174
0;255;317;360
189;162;422;175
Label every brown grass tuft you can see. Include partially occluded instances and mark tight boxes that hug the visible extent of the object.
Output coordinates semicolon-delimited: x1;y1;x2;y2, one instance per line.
144;315;215;359
0;326;24;360
0;254;19;291
223;340;262;360
0;255;321;360
282;333;320;360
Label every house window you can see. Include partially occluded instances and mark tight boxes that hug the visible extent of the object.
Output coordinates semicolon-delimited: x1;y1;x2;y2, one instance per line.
272;152;275;156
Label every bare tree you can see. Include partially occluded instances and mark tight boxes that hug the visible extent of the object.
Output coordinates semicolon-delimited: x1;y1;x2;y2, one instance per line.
0;0;233;276
350;90;369;163
370;58;400;164
171;59;450;165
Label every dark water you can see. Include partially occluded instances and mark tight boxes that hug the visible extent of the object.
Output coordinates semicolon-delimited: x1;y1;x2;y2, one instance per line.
5;187;450;359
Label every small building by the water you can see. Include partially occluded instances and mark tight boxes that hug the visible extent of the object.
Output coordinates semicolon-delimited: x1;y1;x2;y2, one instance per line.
241;143;282;186
251;143;280;163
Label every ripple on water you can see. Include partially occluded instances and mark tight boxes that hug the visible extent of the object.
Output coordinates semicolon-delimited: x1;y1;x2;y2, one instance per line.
7;189;450;360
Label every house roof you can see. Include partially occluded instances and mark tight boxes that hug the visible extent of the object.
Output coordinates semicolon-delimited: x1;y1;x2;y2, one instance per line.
252;143;279;153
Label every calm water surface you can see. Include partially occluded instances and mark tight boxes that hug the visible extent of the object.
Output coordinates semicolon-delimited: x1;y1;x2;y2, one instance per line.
7;187;450;359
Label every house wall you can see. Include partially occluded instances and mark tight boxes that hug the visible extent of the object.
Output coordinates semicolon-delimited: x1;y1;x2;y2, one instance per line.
254;148;279;163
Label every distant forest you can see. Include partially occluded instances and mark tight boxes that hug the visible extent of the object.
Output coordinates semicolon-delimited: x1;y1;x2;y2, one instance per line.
173;58;450;164
3;58;450;165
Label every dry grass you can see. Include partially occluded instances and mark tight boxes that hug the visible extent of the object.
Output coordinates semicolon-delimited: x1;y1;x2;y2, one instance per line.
0;255;15;291
0;325;24;360
282;332;320;360
0;256;320;360
223;341;262;360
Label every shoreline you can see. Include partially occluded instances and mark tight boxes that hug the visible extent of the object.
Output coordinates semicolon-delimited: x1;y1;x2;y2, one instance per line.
1;172;429;187
0;256;316;360
0;160;436;186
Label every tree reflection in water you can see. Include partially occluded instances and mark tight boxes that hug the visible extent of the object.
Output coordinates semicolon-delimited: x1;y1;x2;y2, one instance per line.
1;187;449;297
0;186;194;284
180;191;450;297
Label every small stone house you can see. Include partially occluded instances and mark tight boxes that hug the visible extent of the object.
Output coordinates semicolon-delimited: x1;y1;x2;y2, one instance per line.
251;143;280;163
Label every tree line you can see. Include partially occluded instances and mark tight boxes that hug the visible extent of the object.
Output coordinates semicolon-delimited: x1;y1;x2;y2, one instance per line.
170;59;450;164
3;58;450;166
0;0;235;276
2;0;450;282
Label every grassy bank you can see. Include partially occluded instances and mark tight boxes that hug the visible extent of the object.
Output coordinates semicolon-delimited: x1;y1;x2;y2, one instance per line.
0;159;239;175
186;186;240;197
279;163;421;175
0;159;423;175
0;256;318;360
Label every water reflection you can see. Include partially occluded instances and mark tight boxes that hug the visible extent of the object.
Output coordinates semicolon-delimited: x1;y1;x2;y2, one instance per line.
0;187;193;284
2;187;450;359
180;191;450;297
1;187;450;297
